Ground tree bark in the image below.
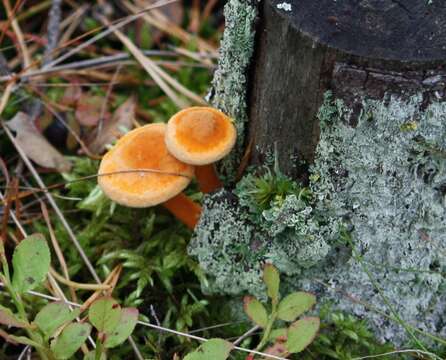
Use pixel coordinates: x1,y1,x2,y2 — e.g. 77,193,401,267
248,0,446,178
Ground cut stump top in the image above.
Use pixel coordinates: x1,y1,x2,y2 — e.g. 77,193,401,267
271,0,446,62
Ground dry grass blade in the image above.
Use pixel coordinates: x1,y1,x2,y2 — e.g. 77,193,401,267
125,0,217,54
0,81,15,115
49,268,111,291
41,0,179,71
99,14,189,109
3,0,31,68
79,265,122,312
172,46,214,67
41,201,78,302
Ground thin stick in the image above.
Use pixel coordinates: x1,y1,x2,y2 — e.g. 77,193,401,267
3,0,31,68
233,325,260,346
27,0,63,121
42,0,62,66
352,349,441,360
0,50,215,82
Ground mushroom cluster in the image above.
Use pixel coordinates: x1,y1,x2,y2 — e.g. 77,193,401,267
98,107,236,230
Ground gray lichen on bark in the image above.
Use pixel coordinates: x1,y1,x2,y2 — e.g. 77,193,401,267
297,93,446,345
207,0,258,181
190,92,446,345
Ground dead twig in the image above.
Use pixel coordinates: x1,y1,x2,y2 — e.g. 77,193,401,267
3,0,31,68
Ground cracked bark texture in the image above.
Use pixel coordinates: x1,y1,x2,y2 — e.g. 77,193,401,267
248,0,446,177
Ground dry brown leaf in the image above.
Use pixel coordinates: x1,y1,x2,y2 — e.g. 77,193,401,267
6,112,72,173
75,94,110,127
88,97,136,154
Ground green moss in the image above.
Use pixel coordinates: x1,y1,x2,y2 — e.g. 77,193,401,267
207,0,258,182
190,169,341,299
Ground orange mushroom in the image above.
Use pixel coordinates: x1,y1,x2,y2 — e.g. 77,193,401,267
98,123,201,229
165,107,236,193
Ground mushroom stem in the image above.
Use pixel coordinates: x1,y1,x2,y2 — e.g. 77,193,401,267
162,193,202,229
195,164,222,193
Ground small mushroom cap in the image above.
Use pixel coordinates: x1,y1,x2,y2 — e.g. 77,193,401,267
98,123,194,207
165,107,236,165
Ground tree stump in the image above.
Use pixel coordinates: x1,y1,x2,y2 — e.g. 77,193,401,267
249,0,446,177
192,0,446,345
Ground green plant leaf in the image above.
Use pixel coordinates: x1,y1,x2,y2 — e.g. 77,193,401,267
8,335,44,348
88,297,121,333
50,323,91,359
183,338,233,360
104,307,138,348
285,317,320,353
243,296,268,328
11,234,50,293
0,304,29,328
34,302,80,339
263,264,280,302
277,292,316,322
83,351,106,360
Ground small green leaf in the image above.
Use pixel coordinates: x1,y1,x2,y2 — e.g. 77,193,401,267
88,297,121,333
0,304,29,328
83,351,106,360
243,296,268,328
184,338,233,360
12,234,50,293
50,323,91,359
8,335,44,349
34,302,80,339
268,327,287,342
285,317,320,353
277,292,316,322
104,307,138,348
263,264,280,302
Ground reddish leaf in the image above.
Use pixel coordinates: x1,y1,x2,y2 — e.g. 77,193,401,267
75,95,109,127
61,83,82,107
0,305,29,328
88,97,135,153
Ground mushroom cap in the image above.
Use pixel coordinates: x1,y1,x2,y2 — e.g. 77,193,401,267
98,123,194,207
165,107,237,165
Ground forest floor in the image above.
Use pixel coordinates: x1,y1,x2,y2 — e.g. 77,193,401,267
0,1,441,359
